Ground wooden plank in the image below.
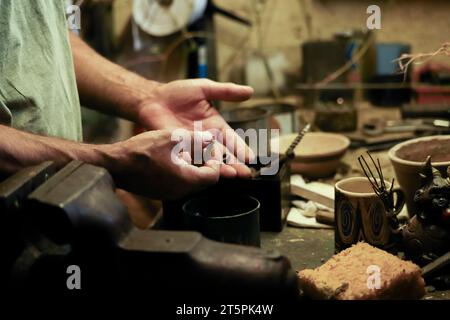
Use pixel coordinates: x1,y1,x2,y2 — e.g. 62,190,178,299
291,183,334,209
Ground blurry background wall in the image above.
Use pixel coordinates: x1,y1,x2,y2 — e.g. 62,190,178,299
106,0,450,83
214,0,450,82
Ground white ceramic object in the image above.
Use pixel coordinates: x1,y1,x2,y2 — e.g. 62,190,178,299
133,0,207,37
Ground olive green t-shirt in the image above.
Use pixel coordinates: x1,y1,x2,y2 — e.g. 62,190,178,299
0,0,82,141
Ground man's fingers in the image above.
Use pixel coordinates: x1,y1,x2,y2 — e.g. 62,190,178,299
179,151,192,164
171,128,252,182
183,160,221,186
224,152,252,179
219,165,238,178
222,127,256,164
210,141,252,179
201,79,254,102
202,141,238,178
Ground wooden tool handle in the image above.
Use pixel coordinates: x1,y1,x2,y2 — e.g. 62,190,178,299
316,210,335,226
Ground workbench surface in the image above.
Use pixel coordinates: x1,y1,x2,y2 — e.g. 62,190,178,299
259,103,450,300
135,103,449,300
261,227,450,300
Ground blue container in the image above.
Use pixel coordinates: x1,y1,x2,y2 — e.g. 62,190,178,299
376,43,411,75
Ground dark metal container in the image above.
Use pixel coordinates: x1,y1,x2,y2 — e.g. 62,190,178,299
183,195,261,247
163,158,291,232
256,103,300,134
221,107,270,131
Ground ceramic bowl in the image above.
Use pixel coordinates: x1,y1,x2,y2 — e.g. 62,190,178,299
388,135,450,216
272,132,350,178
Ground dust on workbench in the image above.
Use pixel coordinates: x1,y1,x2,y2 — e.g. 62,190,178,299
262,228,334,271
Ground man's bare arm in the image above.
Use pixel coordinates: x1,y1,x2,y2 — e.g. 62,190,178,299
70,33,158,124
0,125,220,199
0,125,101,175
70,33,254,177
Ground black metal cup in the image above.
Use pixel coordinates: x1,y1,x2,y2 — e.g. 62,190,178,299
182,195,261,247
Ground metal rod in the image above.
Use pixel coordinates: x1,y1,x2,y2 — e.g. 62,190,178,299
359,155,380,191
285,124,311,159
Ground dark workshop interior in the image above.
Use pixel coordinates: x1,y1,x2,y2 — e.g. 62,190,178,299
1,0,450,309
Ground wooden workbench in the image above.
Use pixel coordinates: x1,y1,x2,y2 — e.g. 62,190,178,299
259,103,450,299
129,102,449,299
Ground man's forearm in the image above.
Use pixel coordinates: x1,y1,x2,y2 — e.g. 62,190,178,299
70,33,159,124
0,126,223,200
0,125,104,175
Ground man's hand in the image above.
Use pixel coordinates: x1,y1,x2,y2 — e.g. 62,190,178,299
99,129,222,200
137,79,255,178
71,34,254,181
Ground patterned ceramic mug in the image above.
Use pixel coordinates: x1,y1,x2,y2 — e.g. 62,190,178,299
335,177,405,252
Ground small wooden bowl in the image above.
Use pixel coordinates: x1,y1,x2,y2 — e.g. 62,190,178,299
272,132,350,178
